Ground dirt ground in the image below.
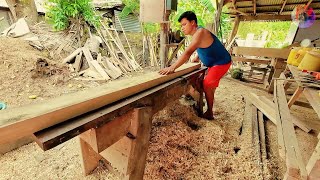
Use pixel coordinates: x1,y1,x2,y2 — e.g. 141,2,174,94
0,37,319,180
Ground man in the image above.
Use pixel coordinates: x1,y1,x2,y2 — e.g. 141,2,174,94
159,11,231,120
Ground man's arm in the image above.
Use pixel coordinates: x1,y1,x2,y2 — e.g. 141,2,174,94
159,29,203,75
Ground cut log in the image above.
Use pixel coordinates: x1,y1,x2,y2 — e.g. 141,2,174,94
0,63,200,144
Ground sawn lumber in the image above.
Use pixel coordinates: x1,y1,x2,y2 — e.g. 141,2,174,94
0,63,200,144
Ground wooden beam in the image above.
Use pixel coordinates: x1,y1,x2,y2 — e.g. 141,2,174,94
228,15,240,45
239,15,291,21
127,108,153,179
33,68,207,151
237,2,320,8
253,0,256,15
279,0,288,14
79,136,103,175
232,57,271,65
232,47,290,59
246,93,312,133
79,110,134,153
288,86,304,108
274,80,307,179
0,63,201,145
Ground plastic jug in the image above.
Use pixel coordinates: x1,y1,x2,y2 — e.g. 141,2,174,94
292,48,311,66
287,48,300,65
298,51,320,71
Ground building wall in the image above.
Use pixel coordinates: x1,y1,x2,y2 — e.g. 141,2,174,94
294,20,320,43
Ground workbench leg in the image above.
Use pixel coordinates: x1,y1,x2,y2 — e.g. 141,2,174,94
267,68,283,93
127,107,153,180
197,73,204,116
79,137,103,175
288,86,304,108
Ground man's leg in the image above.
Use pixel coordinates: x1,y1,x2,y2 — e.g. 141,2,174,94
203,86,216,120
201,62,231,120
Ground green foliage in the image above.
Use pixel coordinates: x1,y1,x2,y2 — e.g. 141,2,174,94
120,0,140,17
119,0,231,39
46,0,100,31
170,0,216,31
237,21,291,48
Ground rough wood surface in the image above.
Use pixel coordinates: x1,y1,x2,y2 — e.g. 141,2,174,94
0,63,200,145
274,80,307,179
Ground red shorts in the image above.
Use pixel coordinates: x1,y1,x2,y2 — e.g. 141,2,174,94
203,62,231,89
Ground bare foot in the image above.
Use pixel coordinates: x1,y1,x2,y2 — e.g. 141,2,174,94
202,111,215,120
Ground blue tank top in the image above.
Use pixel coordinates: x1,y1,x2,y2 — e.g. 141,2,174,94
196,28,231,67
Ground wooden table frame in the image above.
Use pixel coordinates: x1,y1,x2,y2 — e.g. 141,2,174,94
278,65,320,179
33,68,206,179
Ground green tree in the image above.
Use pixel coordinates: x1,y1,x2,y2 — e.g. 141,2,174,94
45,0,100,31
237,21,291,48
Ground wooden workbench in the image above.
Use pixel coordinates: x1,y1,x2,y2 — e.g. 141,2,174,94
31,67,207,179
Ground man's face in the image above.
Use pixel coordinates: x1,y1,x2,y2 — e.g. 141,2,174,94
180,18,195,35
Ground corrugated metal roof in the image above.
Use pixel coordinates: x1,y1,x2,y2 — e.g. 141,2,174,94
114,10,141,33
226,0,320,20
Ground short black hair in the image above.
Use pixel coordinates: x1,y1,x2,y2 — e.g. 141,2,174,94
178,11,197,24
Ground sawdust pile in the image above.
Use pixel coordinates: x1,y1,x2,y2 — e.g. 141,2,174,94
144,96,270,179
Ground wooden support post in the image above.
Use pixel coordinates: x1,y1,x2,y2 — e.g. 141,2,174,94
160,12,170,68
127,107,153,180
288,86,304,108
227,15,240,45
198,73,204,116
79,107,153,179
79,136,103,175
267,59,287,93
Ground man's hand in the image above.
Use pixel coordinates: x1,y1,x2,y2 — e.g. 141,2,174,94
159,66,175,75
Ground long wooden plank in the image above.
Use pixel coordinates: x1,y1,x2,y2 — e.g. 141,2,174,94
34,68,206,151
232,57,271,64
0,63,201,145
274,80,307,179
233,47,290,59
247,94,312,133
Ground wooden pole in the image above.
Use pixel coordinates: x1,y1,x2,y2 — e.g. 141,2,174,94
227,15,240,45
160,11,170,68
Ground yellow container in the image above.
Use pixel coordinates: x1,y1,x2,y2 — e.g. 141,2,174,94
292,48,311,66
287,48,300,65
298,51,320,71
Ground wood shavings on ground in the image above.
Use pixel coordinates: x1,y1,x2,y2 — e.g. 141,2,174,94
1,78,319,179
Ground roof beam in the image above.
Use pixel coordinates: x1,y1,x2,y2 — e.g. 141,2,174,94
237,2,320,8
279,0,288,14
239,15,292,21
253,0,256,15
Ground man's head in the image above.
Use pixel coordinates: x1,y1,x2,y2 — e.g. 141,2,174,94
178,11,198,35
